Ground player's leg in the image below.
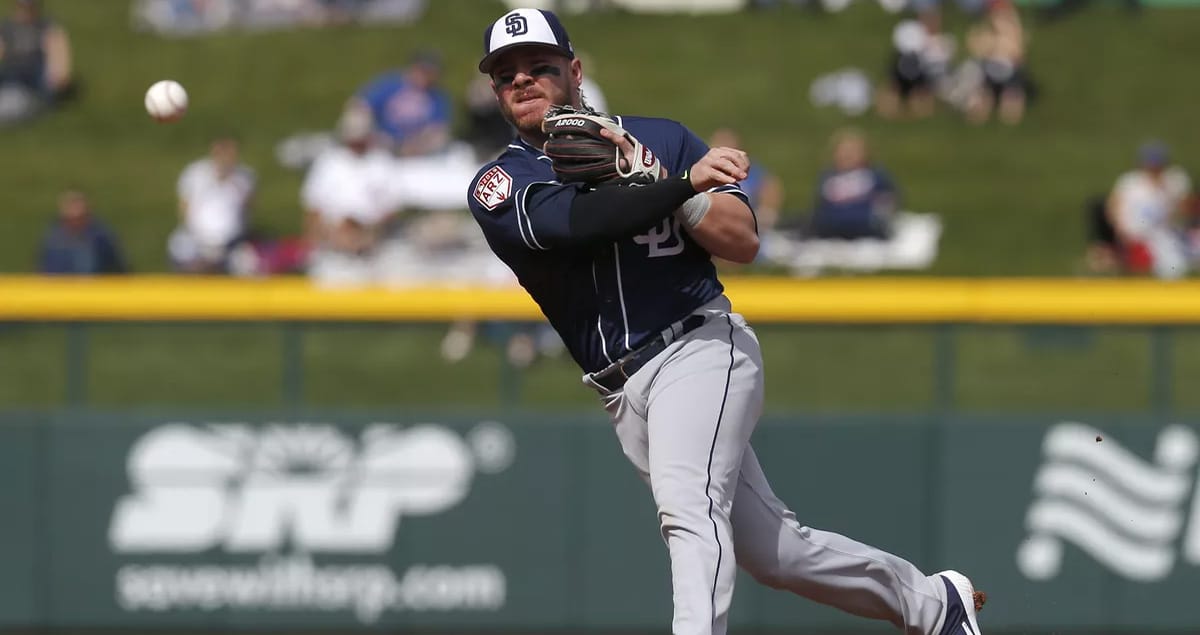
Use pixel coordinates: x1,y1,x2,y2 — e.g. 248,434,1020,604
642,313,764,635
730,446,983,635
591,361,653,484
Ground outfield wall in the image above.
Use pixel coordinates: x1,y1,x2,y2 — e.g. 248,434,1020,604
0,414,1197,632
3,277,1198,631
5,276,1200,323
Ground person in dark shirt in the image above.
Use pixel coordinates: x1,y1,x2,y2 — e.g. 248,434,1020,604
0,0,73,125
810,128,899,240
350,49,451,157
37,189,127,275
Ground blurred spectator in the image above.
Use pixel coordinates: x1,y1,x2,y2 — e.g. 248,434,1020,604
963,0,1029,125
709,127,784,232
37,189,127,275
302,103,403,270
351,49,451,157
241,0,327,27
241,0,430,29
463,74,513,162
354,0,428,22
133,0,428,35
133,0,237,36
750,0,809,8
1102,140,1192,278
1038,0,1139,22
169,134,257,273
875,8,954,120
808,128,899,240
440,319,565,369
0,0,74,126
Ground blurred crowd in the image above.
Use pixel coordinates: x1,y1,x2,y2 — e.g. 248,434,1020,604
10,0,1199,364
159,47,532,286
875,0,1034,125
132,0,428,35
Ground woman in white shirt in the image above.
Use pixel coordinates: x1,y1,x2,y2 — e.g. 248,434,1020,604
170,135,256,272
1107,141,1193,278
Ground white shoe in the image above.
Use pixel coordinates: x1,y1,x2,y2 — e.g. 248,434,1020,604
932,570,986,635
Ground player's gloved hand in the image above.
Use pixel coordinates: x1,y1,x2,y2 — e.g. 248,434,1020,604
687,146,750,192
542,105,663,186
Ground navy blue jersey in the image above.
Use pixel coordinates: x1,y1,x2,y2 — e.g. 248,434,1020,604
467,115,752,373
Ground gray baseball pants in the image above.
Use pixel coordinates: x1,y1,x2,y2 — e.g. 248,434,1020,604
585,295,949,635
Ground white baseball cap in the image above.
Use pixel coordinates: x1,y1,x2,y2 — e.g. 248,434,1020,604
479,8,575,74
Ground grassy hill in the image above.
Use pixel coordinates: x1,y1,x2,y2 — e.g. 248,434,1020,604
4,0,1198,275
2,1,1199,414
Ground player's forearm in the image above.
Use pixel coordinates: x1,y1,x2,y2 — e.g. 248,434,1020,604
679,194,759,264
567,177,697,244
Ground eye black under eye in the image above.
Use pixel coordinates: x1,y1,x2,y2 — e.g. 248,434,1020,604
494,72,516,85
531,65,561,77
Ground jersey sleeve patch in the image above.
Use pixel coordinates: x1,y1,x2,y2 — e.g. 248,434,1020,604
473,165,514,211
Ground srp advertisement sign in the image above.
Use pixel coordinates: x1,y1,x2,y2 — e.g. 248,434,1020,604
4,414,1200,632
34,416,576,630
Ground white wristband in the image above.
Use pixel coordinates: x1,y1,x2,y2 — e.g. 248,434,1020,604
675,193,711,229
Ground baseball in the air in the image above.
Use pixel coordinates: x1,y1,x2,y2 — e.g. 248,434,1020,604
144,80,188,123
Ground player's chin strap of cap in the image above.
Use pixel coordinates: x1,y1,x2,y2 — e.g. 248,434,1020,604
584,313,709,394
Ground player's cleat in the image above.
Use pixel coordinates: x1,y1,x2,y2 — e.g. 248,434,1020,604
934,570,987,635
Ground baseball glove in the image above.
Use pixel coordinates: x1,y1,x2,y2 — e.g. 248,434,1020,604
542,105,662,186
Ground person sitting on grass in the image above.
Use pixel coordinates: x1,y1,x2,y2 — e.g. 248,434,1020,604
0,0,74,126
38,188,127,275
808,128,899,240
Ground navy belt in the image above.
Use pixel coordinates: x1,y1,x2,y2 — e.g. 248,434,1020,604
588,314,708,393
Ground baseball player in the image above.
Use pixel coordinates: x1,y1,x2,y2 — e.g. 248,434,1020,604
466,8,987,635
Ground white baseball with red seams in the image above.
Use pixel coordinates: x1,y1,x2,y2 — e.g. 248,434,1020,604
144,80,189,123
